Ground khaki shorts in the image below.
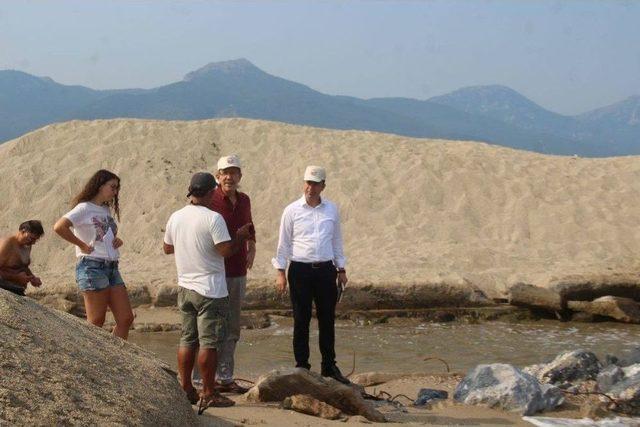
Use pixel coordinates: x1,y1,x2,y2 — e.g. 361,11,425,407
178,287,229,349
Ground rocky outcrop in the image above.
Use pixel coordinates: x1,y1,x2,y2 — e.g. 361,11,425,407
568,296,640,323
508,275,640,322
550,274,640,303
0,290,197,425
244,282,493,310
453,364,564,415
509,283,563,311
246,368,386,422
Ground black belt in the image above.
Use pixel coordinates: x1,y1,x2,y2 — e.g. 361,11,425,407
82,257,119,267
291,260,333,269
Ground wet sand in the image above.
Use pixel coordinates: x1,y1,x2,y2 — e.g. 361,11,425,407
124,308,640,425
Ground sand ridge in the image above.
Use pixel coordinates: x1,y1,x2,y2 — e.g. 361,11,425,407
1,118,639,298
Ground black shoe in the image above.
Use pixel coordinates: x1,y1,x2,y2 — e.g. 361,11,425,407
321,365,351,385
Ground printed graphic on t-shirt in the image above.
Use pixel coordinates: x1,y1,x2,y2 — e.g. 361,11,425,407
91,216,118,241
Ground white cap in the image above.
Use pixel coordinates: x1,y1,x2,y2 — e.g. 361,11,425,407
217,154,242,170
303,165,326,182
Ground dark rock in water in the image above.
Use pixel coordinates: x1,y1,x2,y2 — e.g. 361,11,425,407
525,350,602,385
453,364,564,415
246,368,385,422
597,365,625,393
414,389,448,406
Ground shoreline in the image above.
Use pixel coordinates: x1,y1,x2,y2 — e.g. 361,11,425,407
96,304,626,335
27,271,640,326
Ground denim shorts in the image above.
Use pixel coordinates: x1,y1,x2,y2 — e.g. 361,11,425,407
76,257,124,292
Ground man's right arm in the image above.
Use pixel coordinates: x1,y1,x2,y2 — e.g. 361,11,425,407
272,207,294,294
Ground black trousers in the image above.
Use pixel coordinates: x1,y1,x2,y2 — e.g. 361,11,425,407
288,261,338,370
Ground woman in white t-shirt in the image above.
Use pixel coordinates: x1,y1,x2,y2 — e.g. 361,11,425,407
54,169,134,339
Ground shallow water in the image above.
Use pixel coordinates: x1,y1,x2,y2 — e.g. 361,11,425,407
130,317,640,378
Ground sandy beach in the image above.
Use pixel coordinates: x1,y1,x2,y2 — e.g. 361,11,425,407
1,118,639,304
2,118,640,424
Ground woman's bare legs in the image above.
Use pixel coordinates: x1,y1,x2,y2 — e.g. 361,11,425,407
82,288,110,328
108,285,134,339
82,286,133,339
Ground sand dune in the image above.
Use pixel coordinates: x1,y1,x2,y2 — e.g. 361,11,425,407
1,118,639,299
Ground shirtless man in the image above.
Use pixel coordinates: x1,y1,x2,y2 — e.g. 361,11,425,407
0,220,44,296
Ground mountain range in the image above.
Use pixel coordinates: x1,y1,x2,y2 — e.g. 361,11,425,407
1,58,638,156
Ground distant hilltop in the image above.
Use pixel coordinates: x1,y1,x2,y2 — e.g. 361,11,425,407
1,58,638,156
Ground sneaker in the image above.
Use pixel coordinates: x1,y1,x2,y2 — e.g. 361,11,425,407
321,365,351,385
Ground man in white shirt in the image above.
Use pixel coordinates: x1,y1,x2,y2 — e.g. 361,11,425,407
272,166,350,384
163,172,252,409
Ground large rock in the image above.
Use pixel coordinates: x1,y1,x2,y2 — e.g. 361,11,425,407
0,290,197,425
525,350,602,385
568,296,640,323
608,372,640,415
509,276,640,318
550,274,640,304
597,365,625,393
246,368,386,422
453,364,564,415
282,394,343,420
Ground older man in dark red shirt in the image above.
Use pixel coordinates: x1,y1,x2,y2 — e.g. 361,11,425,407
211,154,256,394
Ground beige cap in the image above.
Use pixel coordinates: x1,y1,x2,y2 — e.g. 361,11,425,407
217,154,242,170
304,165,326,182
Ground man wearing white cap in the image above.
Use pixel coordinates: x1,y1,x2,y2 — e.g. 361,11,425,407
211,154,256,394
272,166,350,384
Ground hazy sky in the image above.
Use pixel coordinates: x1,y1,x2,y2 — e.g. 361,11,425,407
1,0,638,115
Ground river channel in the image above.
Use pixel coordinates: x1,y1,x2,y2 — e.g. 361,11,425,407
130,317,640,378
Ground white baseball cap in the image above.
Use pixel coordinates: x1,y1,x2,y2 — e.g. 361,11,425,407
217,154,242,170
304,165,326,182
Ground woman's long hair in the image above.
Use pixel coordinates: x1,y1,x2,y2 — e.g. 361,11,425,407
72,169,121,220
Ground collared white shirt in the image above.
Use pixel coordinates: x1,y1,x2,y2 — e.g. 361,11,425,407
272,196,346,270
